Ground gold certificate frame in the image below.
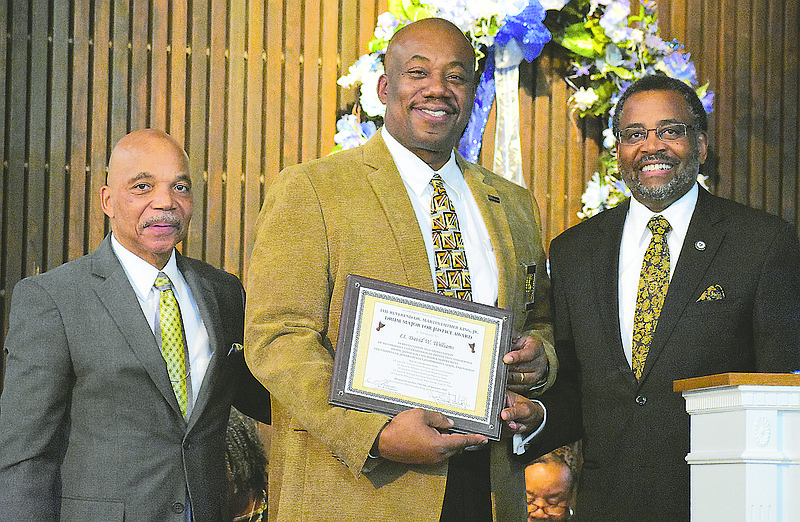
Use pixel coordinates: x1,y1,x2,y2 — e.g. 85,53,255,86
329,274,512,440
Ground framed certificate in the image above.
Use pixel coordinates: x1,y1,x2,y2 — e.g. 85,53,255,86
329,274,513,440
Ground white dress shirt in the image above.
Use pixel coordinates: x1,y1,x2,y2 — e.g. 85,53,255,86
381,128,540,453
110,234,212,415
618,183,699,367
381,127,499,306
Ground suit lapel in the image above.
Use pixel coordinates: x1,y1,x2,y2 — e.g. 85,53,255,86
178,256,222,427
459,157,516,308
595,203,634,377
363,134,435,292
91,237,184,416
640,188,725,382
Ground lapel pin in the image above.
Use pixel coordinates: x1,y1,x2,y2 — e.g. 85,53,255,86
487,194,500,203
695,240,706,251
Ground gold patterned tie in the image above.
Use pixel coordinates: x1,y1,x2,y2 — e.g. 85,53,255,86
631,215,671,379
431,173,472,301
155,273,189,417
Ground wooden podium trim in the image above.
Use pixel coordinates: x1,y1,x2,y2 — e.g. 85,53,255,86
673,372,800,392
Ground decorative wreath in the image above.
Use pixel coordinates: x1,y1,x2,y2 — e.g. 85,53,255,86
333,0,713,218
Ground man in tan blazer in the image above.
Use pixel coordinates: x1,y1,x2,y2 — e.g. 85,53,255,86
245,18,577,522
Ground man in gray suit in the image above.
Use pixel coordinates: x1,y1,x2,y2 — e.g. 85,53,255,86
0,129,270,521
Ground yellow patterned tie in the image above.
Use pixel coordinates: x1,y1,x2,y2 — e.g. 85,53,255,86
155,273,189,417
631,215,671,379
431,173,472,301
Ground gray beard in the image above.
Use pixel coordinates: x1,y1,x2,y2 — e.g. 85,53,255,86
625,147,702,203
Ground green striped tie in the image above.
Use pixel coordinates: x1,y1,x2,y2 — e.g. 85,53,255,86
155,273,188,417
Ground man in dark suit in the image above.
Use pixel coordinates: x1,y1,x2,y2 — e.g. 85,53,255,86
537,75,800,520
0,129,270,521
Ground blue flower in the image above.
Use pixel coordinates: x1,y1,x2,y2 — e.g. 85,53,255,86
656,52,698,84
334,115,377,150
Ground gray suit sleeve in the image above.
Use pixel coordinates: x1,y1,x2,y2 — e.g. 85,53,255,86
0,277,73,521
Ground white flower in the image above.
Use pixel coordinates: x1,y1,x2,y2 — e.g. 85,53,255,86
602,127,617,148
571,87,600,111
358,65,386,117
629,28,644,44
581,173,612,208
338,53,382,88
374,12,400,40
539,0,569,10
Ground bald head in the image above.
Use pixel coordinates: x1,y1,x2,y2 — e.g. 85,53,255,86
384,18,475,77
377,18,477,170
101,129,193,269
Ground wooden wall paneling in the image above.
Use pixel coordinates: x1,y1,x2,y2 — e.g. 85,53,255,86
281,0,301,167
548,63,569,247
748,0,767,210
225,0,246,275
68,0,90,260
263,0,284,179
185,0,209,259
319,0,339,158
89,0,111,250
168,0,188,144
131,0,150,129
763,0,783,215
531,50,555,247
783,0,799,224
48,0,70,271
204,0,228,268
111,0,131,142
732,0,752,204
2,0,29,349
713,0,736,199
150,0,169,130
301,0,322,162
338,0,359,115
28,0,49,276
6,0,30,305
242,0,266,280
0,1,7,342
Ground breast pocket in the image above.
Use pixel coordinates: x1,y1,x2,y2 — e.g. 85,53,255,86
61,496,124,522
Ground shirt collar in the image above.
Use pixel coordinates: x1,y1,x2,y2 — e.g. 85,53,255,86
110,233,180,300
628,182,699,244
381,127,462,198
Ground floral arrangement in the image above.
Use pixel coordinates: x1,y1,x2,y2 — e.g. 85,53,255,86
333,0,714,218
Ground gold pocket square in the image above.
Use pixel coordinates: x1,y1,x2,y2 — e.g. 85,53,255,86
697,284,725,301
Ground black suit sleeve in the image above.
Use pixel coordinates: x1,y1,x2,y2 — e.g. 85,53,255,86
517,241,583,460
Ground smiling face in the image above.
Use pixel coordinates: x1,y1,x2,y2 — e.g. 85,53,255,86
616,89,707,212
101,129,193,269
377,18,476,170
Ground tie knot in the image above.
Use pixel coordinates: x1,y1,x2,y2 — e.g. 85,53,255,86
647,215,671,236
154,273,172,291
430,173,445,189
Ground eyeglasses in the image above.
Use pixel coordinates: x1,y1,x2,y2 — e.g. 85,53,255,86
617,122,690,145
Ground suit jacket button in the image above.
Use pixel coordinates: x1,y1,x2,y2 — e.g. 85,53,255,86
636,395,647,406
171,502,185,514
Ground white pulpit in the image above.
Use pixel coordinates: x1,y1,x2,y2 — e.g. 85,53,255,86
674,373,800,522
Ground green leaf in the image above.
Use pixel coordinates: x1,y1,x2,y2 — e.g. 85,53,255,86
558,22,602,58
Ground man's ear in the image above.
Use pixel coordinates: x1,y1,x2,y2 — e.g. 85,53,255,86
376,74,388,105
100,185,114,219
697,132,708,164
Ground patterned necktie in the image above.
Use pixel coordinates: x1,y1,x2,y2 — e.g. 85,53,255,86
631,215,671,379
430,173,472,301
155,273,189,417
